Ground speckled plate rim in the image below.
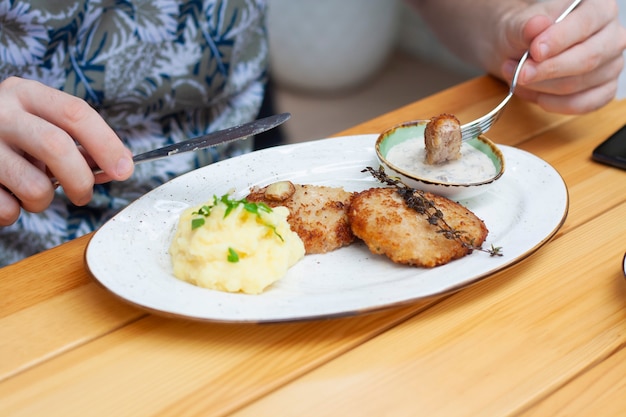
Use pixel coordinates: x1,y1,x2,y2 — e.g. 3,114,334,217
86,134,569,323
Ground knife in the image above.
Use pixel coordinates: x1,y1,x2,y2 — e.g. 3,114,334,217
130,112,290,166
52,112,290,186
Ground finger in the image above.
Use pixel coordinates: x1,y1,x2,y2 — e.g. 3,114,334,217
0,186,21,226
499,14,552,82
529,0,619,61
0,140,55,213
513,78,620,114
75,146,119,184
520,21,626,86
538,80,620,114
35,87,134,181
0,108,95,206
3,78,134,181
521,54,624,96
521,15,552,49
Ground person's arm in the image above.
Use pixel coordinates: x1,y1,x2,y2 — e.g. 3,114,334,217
406,0,626,114
0,77,134,226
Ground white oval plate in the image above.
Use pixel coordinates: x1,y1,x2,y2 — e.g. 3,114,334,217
86,135,569,322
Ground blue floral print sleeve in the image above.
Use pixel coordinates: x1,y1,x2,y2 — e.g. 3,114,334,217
0,0,268,266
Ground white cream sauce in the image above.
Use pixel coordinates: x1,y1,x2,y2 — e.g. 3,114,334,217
386,139,496,183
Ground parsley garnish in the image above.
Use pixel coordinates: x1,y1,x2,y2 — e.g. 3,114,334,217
190,194,284,242
191,217,206,230
227,247,240,263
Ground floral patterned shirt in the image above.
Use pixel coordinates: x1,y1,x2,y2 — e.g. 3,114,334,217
0,0,268,266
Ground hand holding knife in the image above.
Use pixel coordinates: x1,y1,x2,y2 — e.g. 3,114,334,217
52,112,291,187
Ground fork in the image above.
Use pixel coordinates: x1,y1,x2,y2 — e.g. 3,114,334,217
460,0,583,141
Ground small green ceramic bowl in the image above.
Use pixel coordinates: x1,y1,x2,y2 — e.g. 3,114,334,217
376,120,505,200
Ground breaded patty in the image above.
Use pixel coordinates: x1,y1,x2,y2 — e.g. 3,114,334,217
348,187,488,267
246,181,355,254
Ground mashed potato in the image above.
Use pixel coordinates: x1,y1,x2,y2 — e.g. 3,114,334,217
169,194,305,294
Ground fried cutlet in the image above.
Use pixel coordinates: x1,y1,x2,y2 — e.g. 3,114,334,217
424,113,462,165
246,181,355,254
348,187,488,267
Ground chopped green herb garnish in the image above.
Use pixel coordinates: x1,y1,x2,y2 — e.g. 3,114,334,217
267,224,283,242
190,193,283,241
227,247,240,263
191,218,205,230
243,201,272,216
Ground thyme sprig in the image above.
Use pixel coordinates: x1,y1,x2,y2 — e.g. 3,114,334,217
363,166,502,257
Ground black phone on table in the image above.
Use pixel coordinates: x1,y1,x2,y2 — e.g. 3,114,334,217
592,123,626,170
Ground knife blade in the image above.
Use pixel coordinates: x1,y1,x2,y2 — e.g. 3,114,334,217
131,112,291,166
52,112,290,186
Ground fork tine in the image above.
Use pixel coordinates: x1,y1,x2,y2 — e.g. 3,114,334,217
462,126,482,138
461,92,513,141
461,116,497,141
462,125,482,137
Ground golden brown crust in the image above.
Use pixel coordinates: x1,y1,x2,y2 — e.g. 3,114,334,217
348,187,488,267
424,113,462,165
246,182,355,254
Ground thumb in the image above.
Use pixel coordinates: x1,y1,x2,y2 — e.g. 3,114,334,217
523,15,553,60
508,13,552,53
501,14,552,81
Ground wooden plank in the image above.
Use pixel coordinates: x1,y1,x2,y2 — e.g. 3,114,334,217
228,202,626,417
519,346,626,417
0,283,143,381
0,301,436,417
0,234,93,318
514,103,626,235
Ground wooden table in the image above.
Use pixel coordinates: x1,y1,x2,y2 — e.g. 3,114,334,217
2,75,626,416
